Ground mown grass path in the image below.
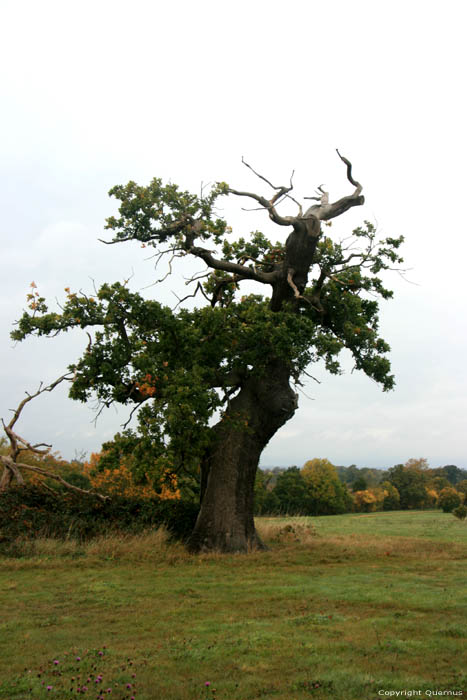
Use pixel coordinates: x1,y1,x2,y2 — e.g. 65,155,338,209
0,511,466,699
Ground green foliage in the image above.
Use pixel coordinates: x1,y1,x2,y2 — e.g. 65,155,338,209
255,460,352,516
433,464,467,485
452,504,467,520
0,484,198,553
351,476,368,492
254,469,280,515
335,464,386,488
381,481,400,511
273,467,311,515
386,462,430,510
437,487,462,513
10,176,404,492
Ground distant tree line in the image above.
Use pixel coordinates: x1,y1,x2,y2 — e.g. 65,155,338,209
254,457,467,516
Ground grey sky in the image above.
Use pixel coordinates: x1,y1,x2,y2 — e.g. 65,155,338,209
1,0,466,469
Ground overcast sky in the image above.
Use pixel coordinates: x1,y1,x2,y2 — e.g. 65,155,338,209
1,0,466,470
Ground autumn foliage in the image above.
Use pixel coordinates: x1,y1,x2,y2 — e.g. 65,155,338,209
83,451,180,500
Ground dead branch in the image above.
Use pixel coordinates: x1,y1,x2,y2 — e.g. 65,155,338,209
172,281,211,310
1,374,107,499
0,455,107,500
303,150,364,222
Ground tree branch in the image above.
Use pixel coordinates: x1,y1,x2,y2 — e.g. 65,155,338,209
0,455,108,500
1,374,107,500
189,245,276,284
302,150,365,222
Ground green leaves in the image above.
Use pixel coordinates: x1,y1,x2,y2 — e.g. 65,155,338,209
104,178,228,246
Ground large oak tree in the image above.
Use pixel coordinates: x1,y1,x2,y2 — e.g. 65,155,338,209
12,152,403,552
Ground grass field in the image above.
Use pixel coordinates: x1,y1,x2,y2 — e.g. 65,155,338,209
0,511,466,699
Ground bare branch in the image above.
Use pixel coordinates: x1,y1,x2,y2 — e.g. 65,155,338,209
303,151,365,222
183,270,211,285
5,374,72,435
122,403,141,430
287,268,306,302
141,252,184,288
336,149,362,192
172,281,211,310
302,370,322,384
0,455,108,500
241,156,282,190
1,374,107,500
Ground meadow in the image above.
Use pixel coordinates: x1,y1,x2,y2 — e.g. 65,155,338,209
0,511,466,699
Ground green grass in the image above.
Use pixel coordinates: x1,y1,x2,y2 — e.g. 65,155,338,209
0,512,466,699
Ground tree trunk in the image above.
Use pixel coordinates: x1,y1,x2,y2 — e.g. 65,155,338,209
187,360,297,553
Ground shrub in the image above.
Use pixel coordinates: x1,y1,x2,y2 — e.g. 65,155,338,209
452,505,467,521
0,484,198,555
437,487,462,513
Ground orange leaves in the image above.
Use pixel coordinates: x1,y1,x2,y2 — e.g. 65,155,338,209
136,373,158,398
159,470,181,501
83,452,180,501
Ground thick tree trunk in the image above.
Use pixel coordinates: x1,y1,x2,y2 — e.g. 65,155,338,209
187,360,298,553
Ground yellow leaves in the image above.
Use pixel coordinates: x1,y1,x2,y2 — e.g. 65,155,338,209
64,287,70,293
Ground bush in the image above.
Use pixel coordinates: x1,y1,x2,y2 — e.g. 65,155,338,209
0,484,199,555
437,487,462,513
452,505,467,521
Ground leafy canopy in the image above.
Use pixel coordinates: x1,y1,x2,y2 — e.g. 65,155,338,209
12,173,404,480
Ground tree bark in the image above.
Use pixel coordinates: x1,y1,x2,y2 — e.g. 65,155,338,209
187,359,298,553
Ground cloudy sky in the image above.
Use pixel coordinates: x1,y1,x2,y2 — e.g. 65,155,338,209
1,0,466,469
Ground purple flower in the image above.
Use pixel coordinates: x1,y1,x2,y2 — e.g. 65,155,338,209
126,683,132,689
76,657,81,662
205,681,211,687
53,660,59,665
98,651,104,656
47,686,53,691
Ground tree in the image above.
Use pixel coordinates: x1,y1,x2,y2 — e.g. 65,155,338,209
435,465,467,486
381,481,400,510
302,458,351,515
387,461,430,510
351,476,368,492
452,505,467,521
11,153,403,552
274,467,310,515
437,487,462,513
